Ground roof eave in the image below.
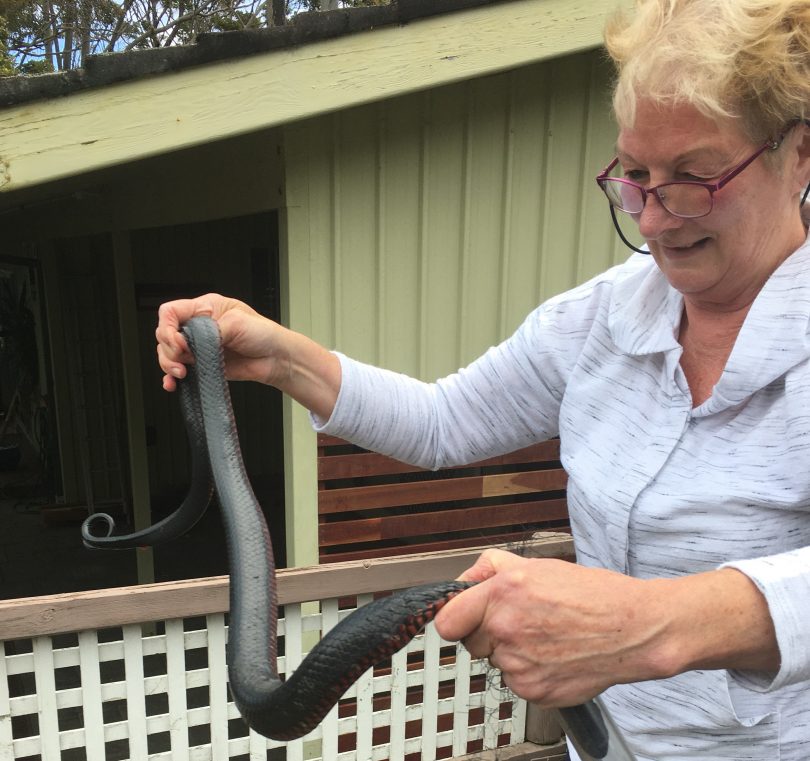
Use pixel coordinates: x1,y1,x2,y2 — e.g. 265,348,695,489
0,0,625,194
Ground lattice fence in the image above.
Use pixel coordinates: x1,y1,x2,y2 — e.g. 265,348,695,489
1,606,520,761
0,539,576,761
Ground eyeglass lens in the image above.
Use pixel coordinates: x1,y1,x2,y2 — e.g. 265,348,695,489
603,181,713,218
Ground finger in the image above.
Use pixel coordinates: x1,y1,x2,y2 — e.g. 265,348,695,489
157,343,190,382
462,626,496,660
156,296,222,348
436,549,529,640
433,577,491,643
216,307,254,349
156,307,192,361
456,547,525,582
156,298,198,334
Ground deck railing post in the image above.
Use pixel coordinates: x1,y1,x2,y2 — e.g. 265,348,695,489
525,702,564,746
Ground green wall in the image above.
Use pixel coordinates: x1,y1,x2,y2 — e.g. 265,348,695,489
281,48,628,566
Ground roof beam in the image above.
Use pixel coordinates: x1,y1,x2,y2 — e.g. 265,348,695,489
0,0,626,193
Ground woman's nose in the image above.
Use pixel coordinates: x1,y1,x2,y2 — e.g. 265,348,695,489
636,190,685,240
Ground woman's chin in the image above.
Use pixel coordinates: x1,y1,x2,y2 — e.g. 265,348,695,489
649,242,723,296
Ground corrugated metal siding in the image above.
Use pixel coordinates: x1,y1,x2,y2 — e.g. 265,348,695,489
284,48,628,380
281,47,631,566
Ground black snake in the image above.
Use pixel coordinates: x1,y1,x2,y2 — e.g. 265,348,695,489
82,315,626,758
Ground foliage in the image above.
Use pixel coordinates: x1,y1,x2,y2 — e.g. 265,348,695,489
0,15,16,75
3,0,266,72
0,0,385,75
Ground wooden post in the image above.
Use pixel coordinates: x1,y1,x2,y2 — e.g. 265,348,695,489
525,702,564,745
39,242,81,502
111,231,155,585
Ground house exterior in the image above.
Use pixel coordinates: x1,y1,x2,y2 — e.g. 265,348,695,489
0,0,632,592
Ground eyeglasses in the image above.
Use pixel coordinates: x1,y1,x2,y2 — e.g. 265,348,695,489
596,135,784,221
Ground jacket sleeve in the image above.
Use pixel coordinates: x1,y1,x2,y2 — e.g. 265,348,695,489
313,268,621,469
312,322,564,470
722,547,810,691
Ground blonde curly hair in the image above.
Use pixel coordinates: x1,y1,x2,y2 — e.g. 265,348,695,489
604,0,810,141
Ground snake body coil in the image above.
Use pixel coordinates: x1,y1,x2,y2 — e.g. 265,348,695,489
82,316,470,740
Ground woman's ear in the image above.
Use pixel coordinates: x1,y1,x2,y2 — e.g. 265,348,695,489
792,121,810,194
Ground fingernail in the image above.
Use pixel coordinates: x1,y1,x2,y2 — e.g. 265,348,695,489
171,367,183,378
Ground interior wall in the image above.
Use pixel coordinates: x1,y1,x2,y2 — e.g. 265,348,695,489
131,212,284,534
46,235,127,508
0,255,54,484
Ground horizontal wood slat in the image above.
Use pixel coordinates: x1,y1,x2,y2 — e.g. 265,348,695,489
319,468,567,514
317,438,561,480
0,535,574,640
318,437,569,562
320,498,569,546
322,528,573,563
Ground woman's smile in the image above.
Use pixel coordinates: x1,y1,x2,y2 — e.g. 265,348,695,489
656,237,711,256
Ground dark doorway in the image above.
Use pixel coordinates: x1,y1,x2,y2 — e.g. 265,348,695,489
0,212,285,599
131,211,286,585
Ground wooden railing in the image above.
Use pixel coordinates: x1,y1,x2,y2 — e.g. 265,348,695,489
0,535,573,761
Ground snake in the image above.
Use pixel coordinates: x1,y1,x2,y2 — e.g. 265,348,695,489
81,316,624,757
81,316,471,740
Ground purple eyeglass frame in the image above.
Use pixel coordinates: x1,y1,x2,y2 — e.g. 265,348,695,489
595,133,784,220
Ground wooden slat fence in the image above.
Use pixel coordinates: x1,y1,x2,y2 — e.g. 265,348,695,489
318,436,569,562
0,536,573,761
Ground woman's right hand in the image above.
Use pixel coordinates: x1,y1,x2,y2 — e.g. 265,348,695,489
155,293,341,420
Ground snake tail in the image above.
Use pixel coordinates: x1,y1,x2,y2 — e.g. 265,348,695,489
80,362,214,549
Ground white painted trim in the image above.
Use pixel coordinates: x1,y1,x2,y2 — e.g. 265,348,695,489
0,0,627,193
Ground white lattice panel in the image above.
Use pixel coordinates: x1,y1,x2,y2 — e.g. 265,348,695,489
0,597,525,761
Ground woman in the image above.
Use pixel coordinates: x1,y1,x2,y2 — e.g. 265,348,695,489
156,1,810,757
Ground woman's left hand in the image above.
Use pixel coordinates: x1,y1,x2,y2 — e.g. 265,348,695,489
432,549,779,706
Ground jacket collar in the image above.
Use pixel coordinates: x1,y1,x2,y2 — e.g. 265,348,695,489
607,229,810,410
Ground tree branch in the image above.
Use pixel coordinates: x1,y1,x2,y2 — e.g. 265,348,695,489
123,4,221,50
105,0,139,53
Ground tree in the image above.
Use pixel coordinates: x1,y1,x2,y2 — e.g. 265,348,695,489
2,1,265,74
0,0,353,75
0,0,296,74
0,16,16,75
